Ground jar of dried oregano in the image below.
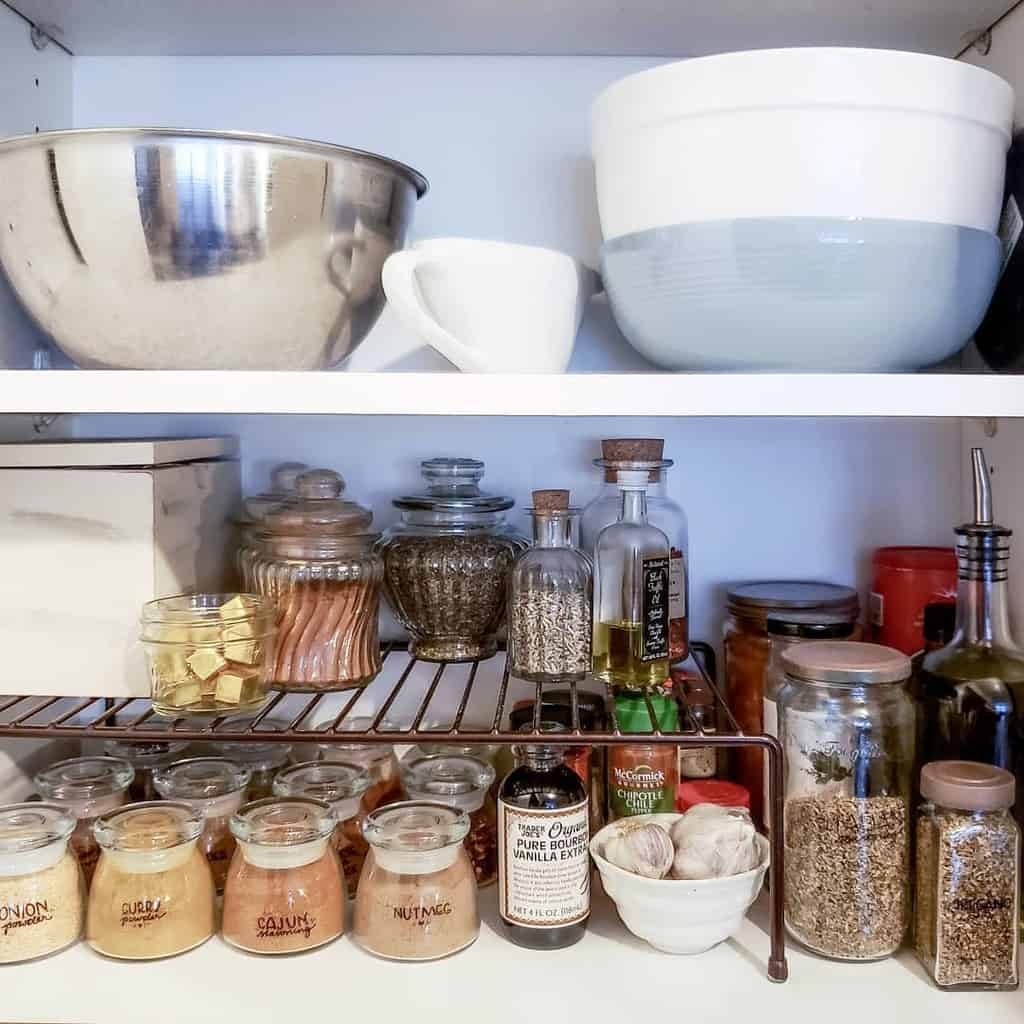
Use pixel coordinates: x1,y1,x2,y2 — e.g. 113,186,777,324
508,490,592,685
915,761,1020,990
779,641,914,961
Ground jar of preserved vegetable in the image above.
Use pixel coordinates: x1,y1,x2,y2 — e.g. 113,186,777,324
152,757,251,893
581,439,689,662
273,760,371,897
778,641,914,961
248,469,383,691
378,458,525,662
34,756,134,886
508,490,592,685
402,754,497,887
725,581,859,828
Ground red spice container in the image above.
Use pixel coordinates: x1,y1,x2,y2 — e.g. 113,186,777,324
870,547,957,655
676,779,750,813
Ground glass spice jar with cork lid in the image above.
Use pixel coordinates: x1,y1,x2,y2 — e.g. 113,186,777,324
508,489,592,685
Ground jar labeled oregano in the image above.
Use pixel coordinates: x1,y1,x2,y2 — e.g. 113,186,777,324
915,761,1020,990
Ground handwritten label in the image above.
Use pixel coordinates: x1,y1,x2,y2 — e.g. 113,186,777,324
641,556,670,662
0,900,54,935
256,912,319,940
120,899,167,929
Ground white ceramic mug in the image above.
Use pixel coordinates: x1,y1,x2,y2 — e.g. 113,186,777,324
382,238,597,373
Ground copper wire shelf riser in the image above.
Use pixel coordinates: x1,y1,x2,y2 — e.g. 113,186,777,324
0,639,788,982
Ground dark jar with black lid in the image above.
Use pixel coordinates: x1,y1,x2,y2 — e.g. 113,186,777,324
497,723,590,950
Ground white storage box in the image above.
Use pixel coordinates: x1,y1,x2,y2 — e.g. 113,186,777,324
0,438,241,697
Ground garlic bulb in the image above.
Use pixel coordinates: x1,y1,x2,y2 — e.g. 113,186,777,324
670,804,761,880
603,822,674,879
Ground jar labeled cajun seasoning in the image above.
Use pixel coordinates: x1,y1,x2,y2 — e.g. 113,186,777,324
34,757,134,887
153,758,251,893
87,802,214,960
378,458,525,662
273,760,371,898
607,692,679,820
249,469,383,691
223,797,345,955
354,802,479,961
724,581,859,828
402,754,497,887
0,804,84,964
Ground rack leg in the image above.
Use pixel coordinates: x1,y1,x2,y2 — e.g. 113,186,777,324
765,736,789,982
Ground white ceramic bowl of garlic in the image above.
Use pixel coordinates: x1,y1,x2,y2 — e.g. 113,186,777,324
590,810,769,955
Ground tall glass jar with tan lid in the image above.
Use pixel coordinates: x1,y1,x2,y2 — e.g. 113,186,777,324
778,640,914,961
248,468,383,690
87,802,214,960
34,756,134,887
724,581,860,827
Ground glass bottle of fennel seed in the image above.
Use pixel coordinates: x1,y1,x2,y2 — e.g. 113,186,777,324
509,490,593,685
498,724,590,950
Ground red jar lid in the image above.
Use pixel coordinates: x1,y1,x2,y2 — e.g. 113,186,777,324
676,779,751,812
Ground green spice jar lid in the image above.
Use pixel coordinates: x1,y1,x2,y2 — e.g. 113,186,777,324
615,691,680,733
921,760,1016,811
780,640,910,685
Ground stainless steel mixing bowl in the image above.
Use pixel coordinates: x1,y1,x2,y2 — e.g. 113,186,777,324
0,128,427,369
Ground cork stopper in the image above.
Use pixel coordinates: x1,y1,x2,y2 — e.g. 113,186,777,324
601,438,664,462
532,489,570,511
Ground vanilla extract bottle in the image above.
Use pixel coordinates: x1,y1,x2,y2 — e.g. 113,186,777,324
497,727,590,950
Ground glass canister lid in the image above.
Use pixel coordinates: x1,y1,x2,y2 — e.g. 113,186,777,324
392,458,514,517
273,761,371,818
230,797,336,846
104,738,190,768
362,801,470,851
780,640,911,685
94,801,204,851
209,739,292,773
311,717,397,766
152,757,251,808
240,462,309,524
0,803,75,856
35,756,134,811
401,755,495,812
261,469,373,535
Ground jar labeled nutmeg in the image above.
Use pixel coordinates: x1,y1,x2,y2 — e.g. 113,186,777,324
153,757,251,893
87,802,214,960
353,802,478,961
223,797,345,955
401,754,497,887
34,756,134,887
0,803,84,964
273,761,371,897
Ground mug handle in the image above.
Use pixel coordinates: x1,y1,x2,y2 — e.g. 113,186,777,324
382,250,489,373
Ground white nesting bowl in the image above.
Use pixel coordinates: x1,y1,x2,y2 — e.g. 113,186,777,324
590,813,769,955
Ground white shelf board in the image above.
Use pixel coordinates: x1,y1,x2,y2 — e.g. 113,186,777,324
1,370,1023,417
5,887,1022,1024
5,0,1015,57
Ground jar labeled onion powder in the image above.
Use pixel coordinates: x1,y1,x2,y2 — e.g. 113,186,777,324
87,802,214,960
223,797,345,955
0,804,84,964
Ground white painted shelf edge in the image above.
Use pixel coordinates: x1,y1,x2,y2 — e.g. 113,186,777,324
1,370,1023,417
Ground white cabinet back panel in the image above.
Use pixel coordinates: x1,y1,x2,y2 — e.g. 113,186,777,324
71,413,962,644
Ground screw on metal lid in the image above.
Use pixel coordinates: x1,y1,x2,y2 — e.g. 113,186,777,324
152,756,251,801
401,754,495,811
780,641,910,685
727,581,859,614
361,800,470,851
273,760,371,803
35,756,135,804
921,760,1016,811
0,803,75,854
94,801,204,851
230,797,336,846
766,611,857,639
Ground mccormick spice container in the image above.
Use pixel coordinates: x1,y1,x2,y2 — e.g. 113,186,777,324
869,547,957,655
498,727,590,949
273,760,371,897
378,458,525,662
402,754,497,887
87,802,215,960
508,490,592,684
248,469,383,690
779,641,914,961
581,439,689,662
34,756,134,886
915,761,1020,990
724,581,860,828
153,758,251,893
0,804,84,964
607,691,679,820
223,797,345,955
353,802,479,961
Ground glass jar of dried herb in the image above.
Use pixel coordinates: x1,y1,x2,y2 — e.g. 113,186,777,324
915,761,1020,990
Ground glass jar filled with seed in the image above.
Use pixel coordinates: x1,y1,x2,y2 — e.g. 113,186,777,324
508,490,592,685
